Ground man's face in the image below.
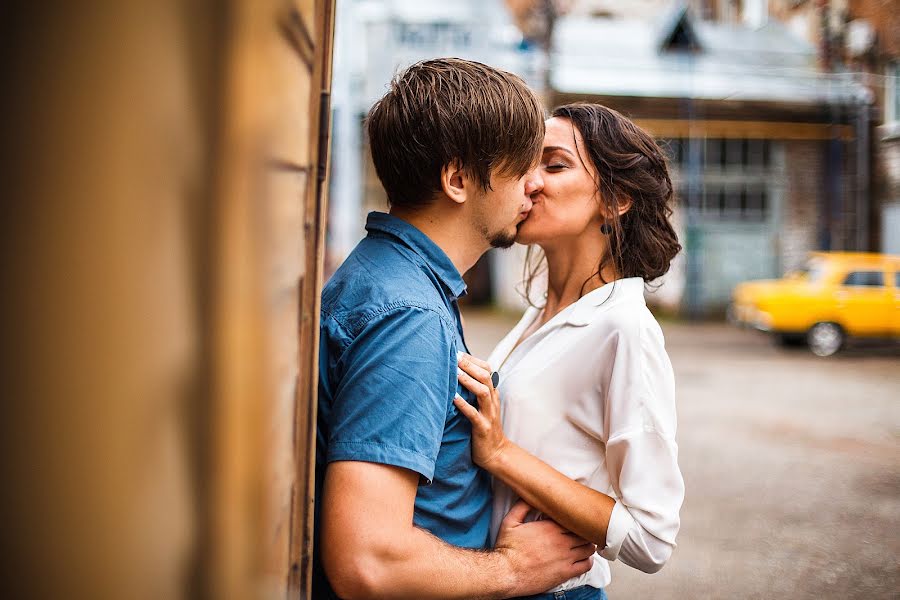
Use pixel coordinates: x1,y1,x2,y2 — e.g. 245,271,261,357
471,167,542,249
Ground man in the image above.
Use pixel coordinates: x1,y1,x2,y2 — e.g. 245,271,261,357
314,58,595,600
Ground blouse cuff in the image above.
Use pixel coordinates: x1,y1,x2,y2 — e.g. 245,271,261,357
599,500,636,562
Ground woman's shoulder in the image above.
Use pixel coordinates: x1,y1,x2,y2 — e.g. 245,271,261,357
586,285,659,327
586,297,667,353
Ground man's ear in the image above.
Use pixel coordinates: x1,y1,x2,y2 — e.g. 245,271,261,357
440,161,468,205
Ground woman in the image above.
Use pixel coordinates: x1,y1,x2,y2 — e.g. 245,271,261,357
455,103,685,600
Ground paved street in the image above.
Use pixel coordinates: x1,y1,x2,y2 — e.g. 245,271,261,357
461,308,900,599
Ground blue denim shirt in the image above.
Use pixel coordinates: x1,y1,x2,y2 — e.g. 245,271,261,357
313,212,491,597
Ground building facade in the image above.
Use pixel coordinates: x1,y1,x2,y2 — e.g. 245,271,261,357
544,1,871,314
768,0,900,254
329,0,893,315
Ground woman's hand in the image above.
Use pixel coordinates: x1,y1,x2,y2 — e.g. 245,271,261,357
457,354,617,553
455,352,510,469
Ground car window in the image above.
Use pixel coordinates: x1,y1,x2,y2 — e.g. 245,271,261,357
842,271,884,287
896,272,900,288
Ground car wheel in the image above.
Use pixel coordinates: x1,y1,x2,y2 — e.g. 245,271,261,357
807,322,844,357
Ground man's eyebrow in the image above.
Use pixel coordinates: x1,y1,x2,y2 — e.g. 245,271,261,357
542,145,576,156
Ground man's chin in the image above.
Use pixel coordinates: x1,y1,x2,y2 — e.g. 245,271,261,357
489,233,517,249
488,226,518,249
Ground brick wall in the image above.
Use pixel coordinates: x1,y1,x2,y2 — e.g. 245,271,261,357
879,134,900,201
850,0,900,57
781,140,824,270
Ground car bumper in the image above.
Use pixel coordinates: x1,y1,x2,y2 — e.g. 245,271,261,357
730,303,774,332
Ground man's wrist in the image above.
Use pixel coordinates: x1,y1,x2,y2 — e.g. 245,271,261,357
491,546,521,598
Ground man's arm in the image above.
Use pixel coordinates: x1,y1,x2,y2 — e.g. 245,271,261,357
321,461,595,600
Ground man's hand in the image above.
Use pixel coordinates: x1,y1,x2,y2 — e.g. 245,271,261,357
494,500,597,597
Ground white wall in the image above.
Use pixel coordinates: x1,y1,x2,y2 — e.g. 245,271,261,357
883,203,900,255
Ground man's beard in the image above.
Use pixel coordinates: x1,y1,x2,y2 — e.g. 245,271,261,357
486,224,518,249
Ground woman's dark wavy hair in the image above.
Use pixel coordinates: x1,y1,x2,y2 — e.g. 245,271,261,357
523,103,681,305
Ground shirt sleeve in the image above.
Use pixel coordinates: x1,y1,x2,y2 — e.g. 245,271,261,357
596,322,685,573
326,306,457,484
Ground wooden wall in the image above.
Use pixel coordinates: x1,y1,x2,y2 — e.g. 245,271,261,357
0,1,334,598
209,1,334,598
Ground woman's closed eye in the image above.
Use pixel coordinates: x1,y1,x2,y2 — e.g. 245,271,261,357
544,163,568,172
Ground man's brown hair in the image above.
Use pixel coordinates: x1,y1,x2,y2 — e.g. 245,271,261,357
366,58,545,208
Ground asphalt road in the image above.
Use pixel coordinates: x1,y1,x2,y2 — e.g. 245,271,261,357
461,308,900,600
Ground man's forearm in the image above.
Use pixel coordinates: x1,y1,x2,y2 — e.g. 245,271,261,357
331,525,514,600
321,461,592,600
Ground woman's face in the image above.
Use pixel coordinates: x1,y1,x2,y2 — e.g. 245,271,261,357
515,117,603,246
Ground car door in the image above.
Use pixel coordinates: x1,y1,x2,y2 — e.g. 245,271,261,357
834,269,892,337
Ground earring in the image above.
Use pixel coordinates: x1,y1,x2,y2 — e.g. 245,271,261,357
600,223,613,235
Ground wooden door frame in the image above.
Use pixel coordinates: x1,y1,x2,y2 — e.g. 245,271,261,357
286,0,336,597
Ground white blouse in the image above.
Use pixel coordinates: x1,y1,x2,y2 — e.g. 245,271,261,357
487,277,684,591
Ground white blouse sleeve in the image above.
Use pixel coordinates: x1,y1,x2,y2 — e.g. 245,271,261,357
595,320,685,573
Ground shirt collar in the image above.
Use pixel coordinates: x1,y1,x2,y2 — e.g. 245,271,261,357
566,277,646,326
365,211,468,299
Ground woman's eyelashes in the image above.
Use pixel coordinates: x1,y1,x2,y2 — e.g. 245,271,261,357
542,151,573,172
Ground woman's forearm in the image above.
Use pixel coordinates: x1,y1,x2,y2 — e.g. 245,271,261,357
454,353,616,548
486,443,616,549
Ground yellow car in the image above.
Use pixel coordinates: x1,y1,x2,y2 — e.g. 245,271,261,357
730,252,900,356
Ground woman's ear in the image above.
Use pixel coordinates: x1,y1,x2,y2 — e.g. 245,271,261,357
440,160,468,205
617,196,633,216
598,195,633,221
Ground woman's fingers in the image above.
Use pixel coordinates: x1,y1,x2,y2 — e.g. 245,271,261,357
456,367,493,412
457,351,492,371
457,352,493,385
453,394,487,429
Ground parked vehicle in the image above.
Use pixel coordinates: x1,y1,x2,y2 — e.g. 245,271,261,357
730,252,900,356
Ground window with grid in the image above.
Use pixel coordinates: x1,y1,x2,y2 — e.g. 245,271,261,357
662,137,776,222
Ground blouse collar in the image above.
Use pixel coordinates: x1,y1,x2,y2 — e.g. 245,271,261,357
566,277,646,326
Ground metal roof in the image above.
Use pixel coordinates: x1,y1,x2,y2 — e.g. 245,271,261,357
550,7,870,105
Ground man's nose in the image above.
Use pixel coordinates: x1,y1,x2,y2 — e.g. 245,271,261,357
524,165,543,196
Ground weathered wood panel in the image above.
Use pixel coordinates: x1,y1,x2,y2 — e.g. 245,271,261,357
2,2,208,599
1,1,333,599
290,1,335,597
208,1,333,598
